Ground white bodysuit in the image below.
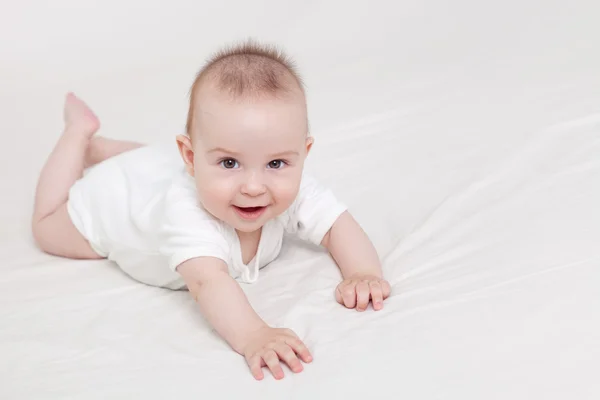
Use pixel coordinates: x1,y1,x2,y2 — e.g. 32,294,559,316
67,143,347,289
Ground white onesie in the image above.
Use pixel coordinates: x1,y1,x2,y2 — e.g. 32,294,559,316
67,143,347,289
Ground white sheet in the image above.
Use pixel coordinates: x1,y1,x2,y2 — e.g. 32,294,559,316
1,0,599,398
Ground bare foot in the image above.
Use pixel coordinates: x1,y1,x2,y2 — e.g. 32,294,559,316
63,92,100,137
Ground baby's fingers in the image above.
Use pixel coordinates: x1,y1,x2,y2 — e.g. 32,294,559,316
334,285,344,305
369,281,384,310
247,355,264,381
381,280,392,299
356,281,370,311
285,337,313,364
275,344,303,373
337,282,357,309
263,350,285,380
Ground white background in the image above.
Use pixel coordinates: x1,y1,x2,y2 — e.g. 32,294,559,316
1,1,599,398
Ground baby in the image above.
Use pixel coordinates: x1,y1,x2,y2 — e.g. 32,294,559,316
31,41,391,380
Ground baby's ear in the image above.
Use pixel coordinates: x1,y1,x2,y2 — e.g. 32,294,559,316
305,136,314,155
176,134,195,176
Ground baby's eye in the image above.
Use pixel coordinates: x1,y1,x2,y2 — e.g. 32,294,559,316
220,158,239,169
267,159,286,169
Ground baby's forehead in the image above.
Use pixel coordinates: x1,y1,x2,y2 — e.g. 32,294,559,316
194,84,307,123
193,95,308,149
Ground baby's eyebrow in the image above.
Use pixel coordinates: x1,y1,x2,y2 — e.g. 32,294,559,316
207,148,299,158
271,151,299,158
207,147,240,156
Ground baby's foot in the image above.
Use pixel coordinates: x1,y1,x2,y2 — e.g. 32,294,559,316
63,92,100,138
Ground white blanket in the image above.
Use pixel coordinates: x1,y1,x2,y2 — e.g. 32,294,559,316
1,0,599,398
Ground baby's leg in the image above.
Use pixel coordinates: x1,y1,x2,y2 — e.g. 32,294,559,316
32,93,105,259
85,136,143,168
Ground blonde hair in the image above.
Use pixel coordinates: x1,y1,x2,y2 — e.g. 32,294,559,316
186,40,305,136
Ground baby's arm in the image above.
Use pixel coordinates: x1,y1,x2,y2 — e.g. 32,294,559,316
177,258,265,352
176,258,312,380
321,211,391,311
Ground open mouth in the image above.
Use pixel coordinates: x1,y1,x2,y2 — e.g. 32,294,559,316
233,205,267,220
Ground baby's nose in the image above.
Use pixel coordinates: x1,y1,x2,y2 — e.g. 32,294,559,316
241,174,266,196
241,182,266,196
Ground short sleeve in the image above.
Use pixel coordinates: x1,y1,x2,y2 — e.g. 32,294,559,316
285,174,347,245
158,171,230,271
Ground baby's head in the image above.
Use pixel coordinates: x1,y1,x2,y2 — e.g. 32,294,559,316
177,41,312,233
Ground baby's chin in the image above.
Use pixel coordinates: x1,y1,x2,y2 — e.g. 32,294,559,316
229,219,268,234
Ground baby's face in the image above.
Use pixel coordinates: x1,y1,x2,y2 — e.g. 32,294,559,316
190,89,311,233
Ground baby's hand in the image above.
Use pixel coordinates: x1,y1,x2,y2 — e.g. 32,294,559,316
242,326,312,380
335,274,391,311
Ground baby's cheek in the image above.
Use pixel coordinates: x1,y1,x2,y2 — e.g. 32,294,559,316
275,182,301,208
196,176,229,203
